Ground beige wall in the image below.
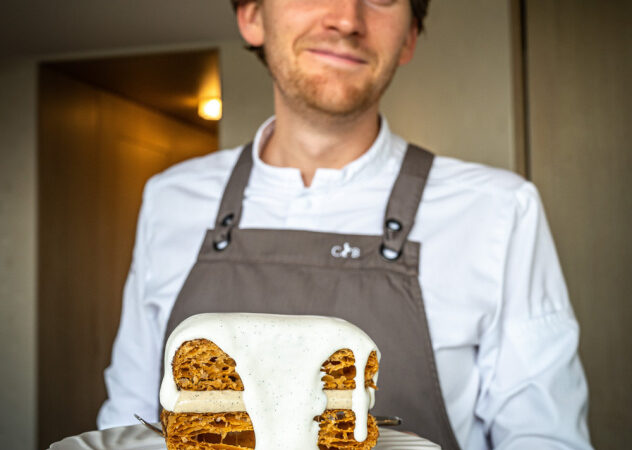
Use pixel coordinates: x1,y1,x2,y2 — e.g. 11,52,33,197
526,1,631,447
218,40,274,149
383,0,519,170
0,58,38,450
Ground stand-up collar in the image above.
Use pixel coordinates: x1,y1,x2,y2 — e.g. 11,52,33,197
249,115,395,191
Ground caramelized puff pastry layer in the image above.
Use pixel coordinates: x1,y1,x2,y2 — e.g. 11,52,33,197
161,410,379,450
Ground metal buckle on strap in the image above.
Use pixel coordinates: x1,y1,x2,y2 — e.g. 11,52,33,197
385,219,402,231
213,213,235,251
213,237,230,251
221,213,235,227
381,218,403,261
380,244,401,261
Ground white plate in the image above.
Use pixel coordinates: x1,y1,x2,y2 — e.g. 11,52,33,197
49,424,440,450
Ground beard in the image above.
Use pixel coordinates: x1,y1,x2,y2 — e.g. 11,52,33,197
264,34,401,119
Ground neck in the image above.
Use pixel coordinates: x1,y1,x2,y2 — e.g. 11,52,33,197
260,89,381,187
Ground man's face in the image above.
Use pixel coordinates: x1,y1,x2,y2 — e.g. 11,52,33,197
237,0,418,118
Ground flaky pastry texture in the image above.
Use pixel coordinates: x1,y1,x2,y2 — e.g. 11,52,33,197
161,410,255,450
173,339,245,391
161,410,378,450
316,410,379,450
321,349,379,390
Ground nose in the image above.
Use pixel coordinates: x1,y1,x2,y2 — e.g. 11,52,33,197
322,0,367,37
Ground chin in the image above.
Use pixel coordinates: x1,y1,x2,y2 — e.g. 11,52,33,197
309,98,373,117
301,82,377,117
272,62,384,118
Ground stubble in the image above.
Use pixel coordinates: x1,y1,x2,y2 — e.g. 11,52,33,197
264,33,401,120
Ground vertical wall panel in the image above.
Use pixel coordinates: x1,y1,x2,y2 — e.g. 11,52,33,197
526,1,632,447
0,58,37,450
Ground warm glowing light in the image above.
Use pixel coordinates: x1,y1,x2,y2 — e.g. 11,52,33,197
198,97,222,120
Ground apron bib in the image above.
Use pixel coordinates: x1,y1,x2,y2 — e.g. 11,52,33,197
162,143,460,450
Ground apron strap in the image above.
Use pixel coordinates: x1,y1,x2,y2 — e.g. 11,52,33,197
212,141,434,258
212,143,254,250
381,144,435,261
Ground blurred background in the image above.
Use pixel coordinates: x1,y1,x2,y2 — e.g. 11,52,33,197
0,0,630,449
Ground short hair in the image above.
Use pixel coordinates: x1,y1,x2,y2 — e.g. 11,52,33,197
230,0,431,66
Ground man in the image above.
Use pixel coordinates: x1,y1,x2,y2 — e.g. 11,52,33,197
98,1,592,448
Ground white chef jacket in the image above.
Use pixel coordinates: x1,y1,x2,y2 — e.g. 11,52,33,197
97,116,592,449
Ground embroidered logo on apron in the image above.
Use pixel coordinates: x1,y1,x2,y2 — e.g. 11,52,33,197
331,242,361,259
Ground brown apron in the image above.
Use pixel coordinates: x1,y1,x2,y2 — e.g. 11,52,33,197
162,143,461,450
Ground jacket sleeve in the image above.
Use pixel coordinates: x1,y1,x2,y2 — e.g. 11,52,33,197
475,181,593,449
97,178,163,429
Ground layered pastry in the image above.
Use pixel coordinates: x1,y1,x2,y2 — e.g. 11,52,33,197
159,313,380,450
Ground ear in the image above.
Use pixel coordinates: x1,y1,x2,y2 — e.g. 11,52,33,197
398,22,419,66
236,1,265,47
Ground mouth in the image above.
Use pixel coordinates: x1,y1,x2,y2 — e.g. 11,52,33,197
306,48,368,66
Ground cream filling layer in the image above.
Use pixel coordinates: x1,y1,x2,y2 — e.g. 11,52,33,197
173,389,359,413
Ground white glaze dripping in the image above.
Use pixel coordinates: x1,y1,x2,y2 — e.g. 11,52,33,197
160,313,380,449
